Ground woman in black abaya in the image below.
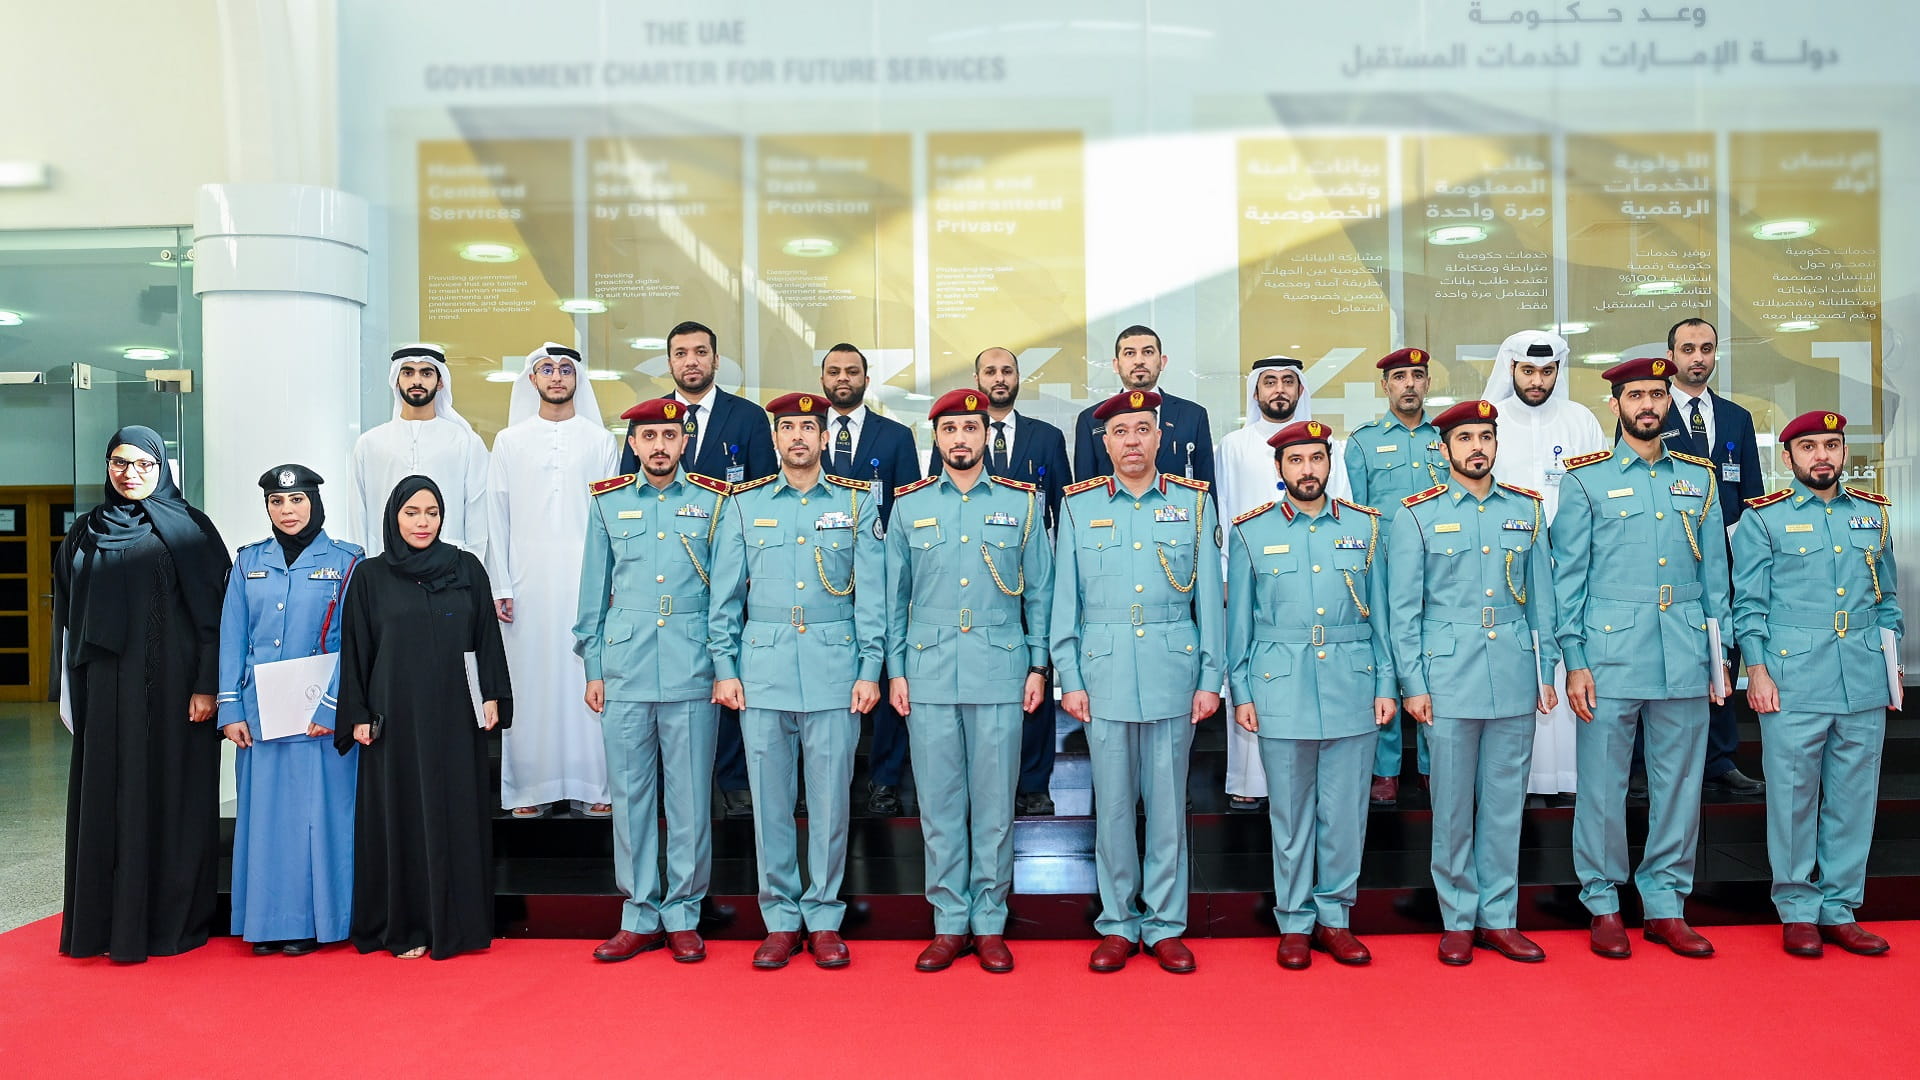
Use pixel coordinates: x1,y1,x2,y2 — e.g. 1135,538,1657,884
53,426,231,962
335,475,512,959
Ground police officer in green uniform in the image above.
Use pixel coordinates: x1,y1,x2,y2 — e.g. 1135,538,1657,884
1554,356,1730,960
1053,389,1223,975
1733,409,1901,957
1388,399,1557,966
576,398,730,964
709,391,885,970
886,388,1054,975
1228,418,1394,970
1345,346,1446,802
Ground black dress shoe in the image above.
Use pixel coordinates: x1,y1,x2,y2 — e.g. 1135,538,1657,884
721,789,754,819
252,941,286,956
1627,772,1649,800
281,938,320,956
867,783,902,817
1014,791,1056,816
1704,768,1765,796
1228,795,1267,814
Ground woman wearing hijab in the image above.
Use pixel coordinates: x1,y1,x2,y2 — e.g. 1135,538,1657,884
215,465,364,956
335,475,512,959
51,427,232,962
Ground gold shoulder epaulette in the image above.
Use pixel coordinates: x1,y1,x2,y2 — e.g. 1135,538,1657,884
990,475,1037,493
1233,501,1275,525
1670,450,1713,469
1063,476,1110,497
824,474,872,492
893,476,939,498
1744,488,1792,510
730,474,776,494
1565,450,1611,470
1845,485,1891,506
1402,484,1447,508
589,475,636,496
1497,482,1543,501
1164,474,1210,492
687,473,729,495
1336,497,1382,517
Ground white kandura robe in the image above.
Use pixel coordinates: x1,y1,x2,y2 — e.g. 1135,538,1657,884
1484,332,1607,795
486,415,619,808
349,418,492,562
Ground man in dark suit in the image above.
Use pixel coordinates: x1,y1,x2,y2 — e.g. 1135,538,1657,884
821,343,923,816
1658,318,1766,796
1072,325,1216,487
622,320,778,819
937,347,1074,814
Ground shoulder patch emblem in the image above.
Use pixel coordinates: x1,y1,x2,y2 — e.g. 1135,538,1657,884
1402,484,1448,508
589,474,636,496
894,476,939,498
1565,450,1611,470
1845,485,1891,506
1669,450,1714,468
1164,474,1210,492
730,474,776,494
1233,501,1275,525
1064,476,1111,497
1496,482,1543,501
990,475,1037,492
1744,488,1793,510
824,474,872,492
687,472,730,495
1336,497,1382,517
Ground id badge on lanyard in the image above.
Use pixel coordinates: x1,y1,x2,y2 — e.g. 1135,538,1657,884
1720,442,1740,484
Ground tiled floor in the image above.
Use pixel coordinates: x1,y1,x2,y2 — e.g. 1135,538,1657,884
0,703,68,933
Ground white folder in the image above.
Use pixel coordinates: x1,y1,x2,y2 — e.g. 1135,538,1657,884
1705,618,1731,699
464,652,486,727
253,653,341,740
1883,628,1904,711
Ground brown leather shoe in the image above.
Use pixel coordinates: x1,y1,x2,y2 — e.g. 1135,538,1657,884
975,935,1014,973
1311,925,1372,965
1276,933,1312,969
1088,935,1139,973
1369,775,1399,806
1820,922,1890,956
666,930,706,963
915,934,973,972
1783,922,1823,957
1475,927,1546,962
1589,913,1631,959
1147,937,1196,973
1643,917,1714,958
593,929,665,962
807,930,851,968
751,931,804,969
1438,930,1474,966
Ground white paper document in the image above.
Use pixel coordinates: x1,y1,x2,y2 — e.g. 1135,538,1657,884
1883,628,1904,711
464,652,486,727
1705,618,1731,699
253,653,341,740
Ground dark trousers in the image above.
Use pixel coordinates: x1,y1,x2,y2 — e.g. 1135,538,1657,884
1018,695,1058,795
868,665,910,787
714,706,748,792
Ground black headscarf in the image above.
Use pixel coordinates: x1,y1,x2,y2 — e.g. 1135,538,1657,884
381,475,465,592
258,464,327,564
61,426,230,664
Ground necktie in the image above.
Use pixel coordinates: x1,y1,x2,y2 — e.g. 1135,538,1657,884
991,420,1009,474
1689,397,1706,454
682,403,701,463
835,416,854,476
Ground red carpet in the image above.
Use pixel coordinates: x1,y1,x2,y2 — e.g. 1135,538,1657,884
1,917,1912,1078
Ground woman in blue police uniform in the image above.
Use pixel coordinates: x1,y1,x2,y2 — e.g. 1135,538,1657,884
216,464,362,956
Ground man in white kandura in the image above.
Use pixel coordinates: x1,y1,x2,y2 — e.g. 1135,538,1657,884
487,343,621,818
1215,355,1351,812
1482,329,1604,802
349,344,492,561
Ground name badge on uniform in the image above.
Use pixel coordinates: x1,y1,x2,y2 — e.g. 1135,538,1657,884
1154,506,1190,523
1376,444,1400,453
1721,462,1741,483
618,509,645,519
1264,544,1290,554
913,517,939,528
1433,522,1462,533
753,518,780,528
815,511,854,530
1606,488,1635,499
675,505,710,518
985,512,1020,527
1334,536,1367,550
1502,519,1534,531
1785,523,1815,533
1851,516,1882,530
1669,479,1704,497
1089,519,1114,528
309,567,343,580
245,570,268,579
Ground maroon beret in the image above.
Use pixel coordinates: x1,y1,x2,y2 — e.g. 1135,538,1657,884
1433,398,1499,433
1377,347,1429,370
1780,410,1846,445
928,388,990,420
1091,388,1162,423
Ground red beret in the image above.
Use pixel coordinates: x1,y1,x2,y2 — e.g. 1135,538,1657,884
620,398,686,425
765,392,827,420
1780,410,1846,445
1433,398,1499,433
1377,347,1429,370
1091,388,1162,423
1267,419,1333,451
928,388,989,420
1600,356,1673,387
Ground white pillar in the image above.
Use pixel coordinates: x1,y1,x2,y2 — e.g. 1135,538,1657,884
193,183,368,552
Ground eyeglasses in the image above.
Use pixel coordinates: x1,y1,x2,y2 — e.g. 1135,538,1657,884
535,363,577,378
108,457,161,476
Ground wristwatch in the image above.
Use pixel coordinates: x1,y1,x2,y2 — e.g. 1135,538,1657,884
1028,665,1050,678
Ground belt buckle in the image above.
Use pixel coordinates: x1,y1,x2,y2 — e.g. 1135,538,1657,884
1835,610,1849,638
1481,606,1495,628
1311,624,1326,647
959,607,973,633
791,605,806,633
659,595,673,616
1658,584,1674,611
1130,603,1144,627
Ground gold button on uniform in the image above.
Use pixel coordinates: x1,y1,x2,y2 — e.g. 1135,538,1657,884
1316,607,1325,615
1316,650,1326,659
961,535,969,543
656,618,666,627
656,531,666,539
1309,525,1317,533
1484,588,1495,597
1658,557,1667,566
796,581,806,589
1135,584,1145,593
1620,511,1628,517
1603,625,1612,631
800,498,809,505
1837,587,1847,596
656,574,666,583
1312,565,1322,573
1488,630,1498,640
1481,545,1491,554
797,536,806,544
658,493,666,501
1133,541,1142,550
1136,628,1146,637
1655,511,1664,520
1477,505,1486,513
1835,546,1844,554
961,495,970,502
959,578,970,586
